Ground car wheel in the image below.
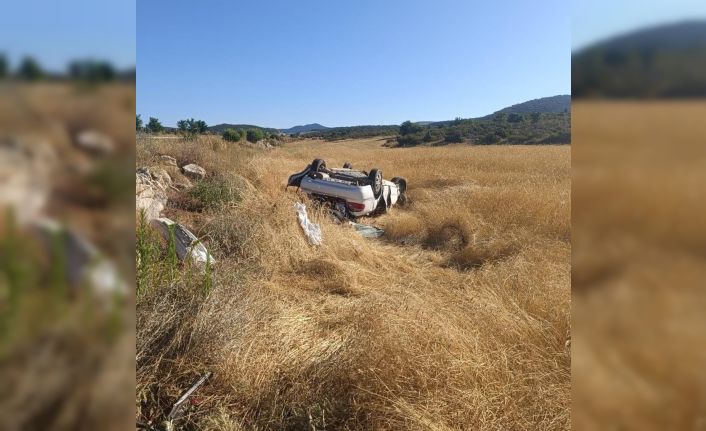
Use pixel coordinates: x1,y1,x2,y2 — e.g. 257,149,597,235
343,162,352,169
391,176,407,194
311,158,326,172
368,168,382,198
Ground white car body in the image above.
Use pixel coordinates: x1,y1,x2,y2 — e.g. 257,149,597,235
288,161,406,218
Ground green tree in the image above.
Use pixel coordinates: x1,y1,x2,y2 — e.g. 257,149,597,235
68,60,116,82
444,128,464,143
222,128,243,142
146,117,164,134
246,128,265,143
136,114,143,131
530,112,542,123
0,54,7,79
17,56,43,81
400,120,423,136
177,118,208,138
507,113,524,123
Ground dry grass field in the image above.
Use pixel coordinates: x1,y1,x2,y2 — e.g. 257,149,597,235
572,101,706,430
137,136,570,429
0,83,135,430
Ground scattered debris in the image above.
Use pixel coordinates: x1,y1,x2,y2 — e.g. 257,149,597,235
350,222,385,238
167,372,212,421
159,155,178,166
136,168,168,221
75,130,115,156
150,217,215,266
30,218,128,297
294,202,322,245
181,163,206,180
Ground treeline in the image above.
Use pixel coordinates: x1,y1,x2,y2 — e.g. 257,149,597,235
395,112,571,147
137,115,282,143
0,54,134,82
304,125,400,141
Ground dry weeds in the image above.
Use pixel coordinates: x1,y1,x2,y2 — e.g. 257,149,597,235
137,136,570,429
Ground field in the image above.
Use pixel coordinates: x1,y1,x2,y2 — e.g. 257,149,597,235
137,136,571,429
572,101,706,430
0,83,135,430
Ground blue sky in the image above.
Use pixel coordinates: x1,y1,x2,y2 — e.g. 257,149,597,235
138,0,570,128
573,0,706,50
0,0,135,71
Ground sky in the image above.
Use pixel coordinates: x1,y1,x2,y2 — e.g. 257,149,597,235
572,0,706,50
138,0,570,128
0,0,135,71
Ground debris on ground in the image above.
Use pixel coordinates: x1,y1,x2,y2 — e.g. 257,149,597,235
350,222,385,238
294,202,322,245
181,163,206,180
150,217,215,267
75,130,115,156
30,218,128,297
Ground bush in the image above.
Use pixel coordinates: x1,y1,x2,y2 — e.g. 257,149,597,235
222,128,243,142
400,120,423,136
246,128,265,143
444,128,464,143
188,176,239,211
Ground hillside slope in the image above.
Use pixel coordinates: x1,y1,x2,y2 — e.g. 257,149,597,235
281,123,329,134
572,20,706,97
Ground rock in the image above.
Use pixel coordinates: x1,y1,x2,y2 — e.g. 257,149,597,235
160,155,177,166
181,163,206,180
0,136,55,224
150,167,173,188
75,130,115,156
136,168,167,221
150,217,215,267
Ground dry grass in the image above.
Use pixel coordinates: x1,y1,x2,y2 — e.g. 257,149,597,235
0,83,135,430
137,136,570,429
572,101,706,430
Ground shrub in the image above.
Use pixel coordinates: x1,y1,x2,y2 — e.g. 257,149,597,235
245,128,265,143
188,176,239,211
444,128,464,143
222,128,243,142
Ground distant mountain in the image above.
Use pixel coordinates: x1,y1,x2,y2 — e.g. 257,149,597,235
208,123,279,134
280,123,329,134
490,95,571,116
573,20,706,97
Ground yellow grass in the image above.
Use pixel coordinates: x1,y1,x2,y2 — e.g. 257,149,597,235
137,136,570,429
572,101,706,430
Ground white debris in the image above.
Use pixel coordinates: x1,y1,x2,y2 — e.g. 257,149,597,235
150,217,215,267
31,218,128,298
294,202,322,245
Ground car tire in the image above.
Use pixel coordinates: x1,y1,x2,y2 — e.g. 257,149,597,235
391,176,407,194
368,168,383,198
311,158,326,173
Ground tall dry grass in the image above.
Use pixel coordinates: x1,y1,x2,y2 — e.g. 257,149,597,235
137,136,570,429
572,101,706,430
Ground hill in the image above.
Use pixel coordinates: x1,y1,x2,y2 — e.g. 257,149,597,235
572,20,706,97
490,95,571,116
208,123,279,135
280,123,329,134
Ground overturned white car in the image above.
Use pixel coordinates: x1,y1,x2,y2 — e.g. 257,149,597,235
287,159,407,218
